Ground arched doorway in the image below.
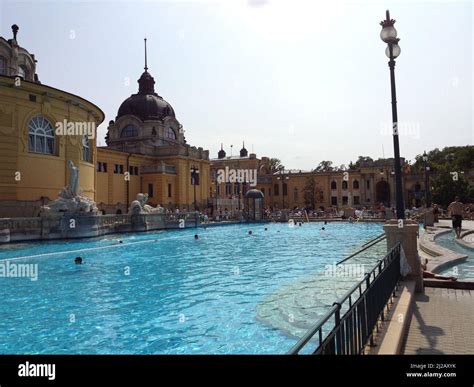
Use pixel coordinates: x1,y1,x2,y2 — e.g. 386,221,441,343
376,180,390,206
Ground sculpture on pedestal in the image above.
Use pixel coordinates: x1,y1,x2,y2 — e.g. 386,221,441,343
40,160,98,214
129,193,164,215
68,160,79,197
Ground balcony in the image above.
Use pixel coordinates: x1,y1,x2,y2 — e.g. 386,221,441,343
141,164,177,174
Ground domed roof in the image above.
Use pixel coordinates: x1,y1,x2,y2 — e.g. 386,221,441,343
117,93,175,121
116,70,175,121
244,189,264,199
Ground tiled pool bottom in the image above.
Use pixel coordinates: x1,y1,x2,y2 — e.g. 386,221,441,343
0,222,384,354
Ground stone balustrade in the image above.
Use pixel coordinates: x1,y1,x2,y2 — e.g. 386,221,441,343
0,212,200,244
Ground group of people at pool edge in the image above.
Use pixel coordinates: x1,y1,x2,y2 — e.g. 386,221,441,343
74,196,466,283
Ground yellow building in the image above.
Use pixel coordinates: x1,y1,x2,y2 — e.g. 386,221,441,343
211,147,413,213
266,160,399,211
96,55,210,214
0,25,104,217
0,25,462,219
0,26,210,217
210,143,269,215
263,158,413,211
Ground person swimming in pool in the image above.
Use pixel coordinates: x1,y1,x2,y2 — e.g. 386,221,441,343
194,234,199,240
74,257,83,264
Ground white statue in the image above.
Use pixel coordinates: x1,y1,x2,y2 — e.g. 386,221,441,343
40,160,98,215
129,193,165,215
68,160,79,197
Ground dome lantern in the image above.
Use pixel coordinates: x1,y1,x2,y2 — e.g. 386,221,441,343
115,39,176,122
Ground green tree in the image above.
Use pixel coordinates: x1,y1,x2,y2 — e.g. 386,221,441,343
431,171,472,208
412,146,474,174
303,176,323,209
314,160,333,172
259,158,284,174
348,161,357,170
354,156,373,168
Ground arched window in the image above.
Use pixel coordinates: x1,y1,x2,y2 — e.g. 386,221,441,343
82,135,91,162
28,116,55,154
353,180,359,189
342,181,348,190
0,56,6,75
166,127,176,140
331,181,337,190
120,125,138,138
274,184,280,196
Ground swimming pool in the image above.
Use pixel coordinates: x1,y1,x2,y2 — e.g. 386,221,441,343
0,222,384,354
437,232,474,279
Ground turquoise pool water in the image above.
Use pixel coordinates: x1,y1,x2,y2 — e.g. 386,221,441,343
0,222,384,354
437,232,474,279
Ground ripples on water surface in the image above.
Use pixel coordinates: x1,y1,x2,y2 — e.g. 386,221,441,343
0,222,385,354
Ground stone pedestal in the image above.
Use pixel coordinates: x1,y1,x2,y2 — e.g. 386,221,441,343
384,220,424,293
131,214,147,231
385,208,394,220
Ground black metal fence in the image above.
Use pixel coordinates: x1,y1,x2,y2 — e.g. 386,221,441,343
288,242,401,355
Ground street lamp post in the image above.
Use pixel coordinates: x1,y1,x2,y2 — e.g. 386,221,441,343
190,165,199,211
380,9,405,220
215,176,219,218
422,151,431,208
277,169,289,209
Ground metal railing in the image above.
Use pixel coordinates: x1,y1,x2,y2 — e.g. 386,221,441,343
288,242,401,355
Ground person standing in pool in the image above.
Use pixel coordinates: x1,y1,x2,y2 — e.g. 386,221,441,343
448,196,464,239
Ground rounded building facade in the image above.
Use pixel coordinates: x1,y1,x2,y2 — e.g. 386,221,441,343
0,25,105,217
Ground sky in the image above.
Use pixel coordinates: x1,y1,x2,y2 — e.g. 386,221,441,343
1,0,472,169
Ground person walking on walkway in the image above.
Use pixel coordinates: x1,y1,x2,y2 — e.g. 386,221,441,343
448,196,464,239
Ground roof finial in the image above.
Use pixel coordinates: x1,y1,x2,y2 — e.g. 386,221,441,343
240,141,248,157
144,38,148,71
218,143,226,159
12,24,19,41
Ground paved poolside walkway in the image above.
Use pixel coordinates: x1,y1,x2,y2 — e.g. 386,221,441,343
402,220,474,354
403,287,474,354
